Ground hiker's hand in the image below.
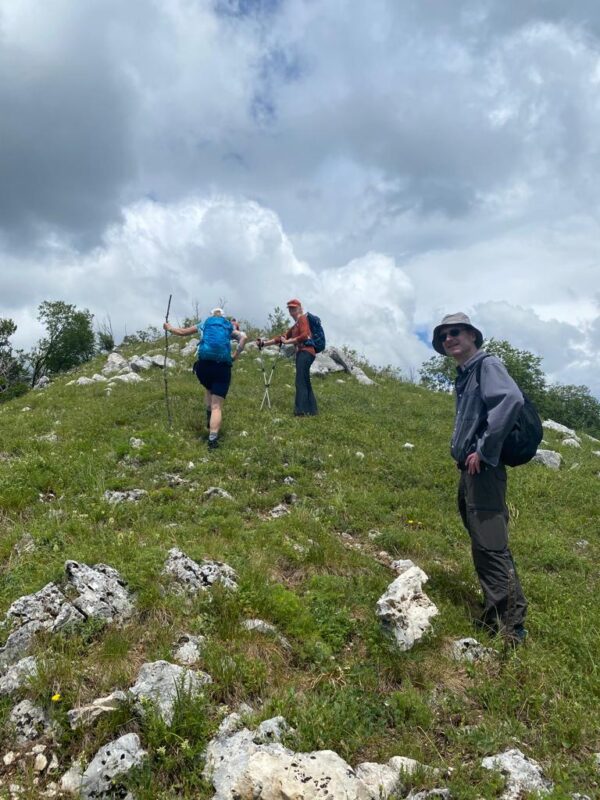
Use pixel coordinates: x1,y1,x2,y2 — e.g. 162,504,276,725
163,322,171,332
465,452,481,475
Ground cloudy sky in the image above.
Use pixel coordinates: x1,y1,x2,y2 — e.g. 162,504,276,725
1,0,600,392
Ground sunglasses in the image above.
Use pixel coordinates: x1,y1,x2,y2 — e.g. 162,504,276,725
438,327,466,342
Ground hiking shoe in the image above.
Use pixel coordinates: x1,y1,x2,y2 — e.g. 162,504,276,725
207,437,219,450
505,626,528,646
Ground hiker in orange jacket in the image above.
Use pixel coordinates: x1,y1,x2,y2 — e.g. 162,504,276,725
258,298,318,416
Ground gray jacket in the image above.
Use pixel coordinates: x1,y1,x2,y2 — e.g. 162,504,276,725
450,350,524,467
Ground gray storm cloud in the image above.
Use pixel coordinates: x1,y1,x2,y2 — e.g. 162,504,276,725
0,0,599,392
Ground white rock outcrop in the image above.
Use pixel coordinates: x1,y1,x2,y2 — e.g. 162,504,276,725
173,634,206,665
203,486,234,501
532,449,562,470
204,714,431,800
67,690,128,729
9,699,54,745
103,488,148,504
0,563,134,669
481,748,552,799
129,660,212,724
376,563,438,651
0,656,38,696
101,352,129,376
162,548,238,593
181,339,199,357
450,638,494,663
80,733,146,799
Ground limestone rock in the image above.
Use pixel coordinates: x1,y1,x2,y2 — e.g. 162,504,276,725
403,442,415,449
376,566,439,651
67,690,128,729
0,657,38,696
0,563,133,669
163,548,238,593
129,660,212,724
1,583,85,669
129,437,144,449
450,638,494,663
269,503,290,518
390,559,415,574
103,488,148,504
481,748,552,799
181,339,199,357
148,354,176,368
80,733,146,799
327,347,375,386
542,419,580,440
173,634,206,665
109,372,143,384
405,791,451,799
34,376,50,390
65,561,134,622
101,352,129,375
203,486,234,501
310,353,344,376
9,700,54,745
532,449,562,470
241,619,292,650
562,437,581,448
204,714,427,800
59,762,84,795
128,355,154,372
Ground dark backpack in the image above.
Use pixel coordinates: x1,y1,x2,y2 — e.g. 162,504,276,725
477,356,543,467
306,312,326,353
198,316,233,363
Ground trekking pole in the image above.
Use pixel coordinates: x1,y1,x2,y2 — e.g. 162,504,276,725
258,343,282,410
163,294,173,428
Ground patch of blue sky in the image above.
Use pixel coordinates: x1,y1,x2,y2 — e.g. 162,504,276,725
213,0,282,19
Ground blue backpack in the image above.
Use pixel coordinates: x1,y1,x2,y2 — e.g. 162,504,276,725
306,312,326,353
198,317,233,363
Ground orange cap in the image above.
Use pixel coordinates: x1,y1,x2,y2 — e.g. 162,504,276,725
286,298,301,308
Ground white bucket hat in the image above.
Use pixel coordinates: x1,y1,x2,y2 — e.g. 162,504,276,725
432,312,483,355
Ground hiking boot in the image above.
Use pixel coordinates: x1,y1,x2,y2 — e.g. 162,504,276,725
207,437,219,450
504,625,528,646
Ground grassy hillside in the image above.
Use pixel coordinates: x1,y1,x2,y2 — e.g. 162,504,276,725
0,341,598,799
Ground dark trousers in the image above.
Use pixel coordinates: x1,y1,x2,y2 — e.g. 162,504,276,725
294,351,318,415
458,463,527,630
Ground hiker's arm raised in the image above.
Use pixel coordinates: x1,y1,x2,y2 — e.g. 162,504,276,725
163,322,197,336
232,331,247,360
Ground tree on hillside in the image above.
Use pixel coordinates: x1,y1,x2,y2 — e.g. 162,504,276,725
544,383,600,437
420,338,547,406
28,301,95,386
0,318,28,400
266,306,288,337
96,316,115,352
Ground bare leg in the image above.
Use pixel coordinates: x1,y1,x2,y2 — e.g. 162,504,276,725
209,395,224,436
205,390,212,428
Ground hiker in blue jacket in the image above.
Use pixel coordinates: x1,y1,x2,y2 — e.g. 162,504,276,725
164,308,247,449
432,312,528,644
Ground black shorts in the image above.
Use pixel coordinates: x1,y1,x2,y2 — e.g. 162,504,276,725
193,359,232,398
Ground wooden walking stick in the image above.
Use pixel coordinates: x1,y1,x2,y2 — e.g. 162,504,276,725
163,294,173,428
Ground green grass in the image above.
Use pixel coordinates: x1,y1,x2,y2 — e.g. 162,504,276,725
0,342,599,798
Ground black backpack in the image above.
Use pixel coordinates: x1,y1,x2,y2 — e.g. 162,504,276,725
306,312,326,353
477,356,543,467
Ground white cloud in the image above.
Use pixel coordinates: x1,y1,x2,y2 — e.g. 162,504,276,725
6,196,427,377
